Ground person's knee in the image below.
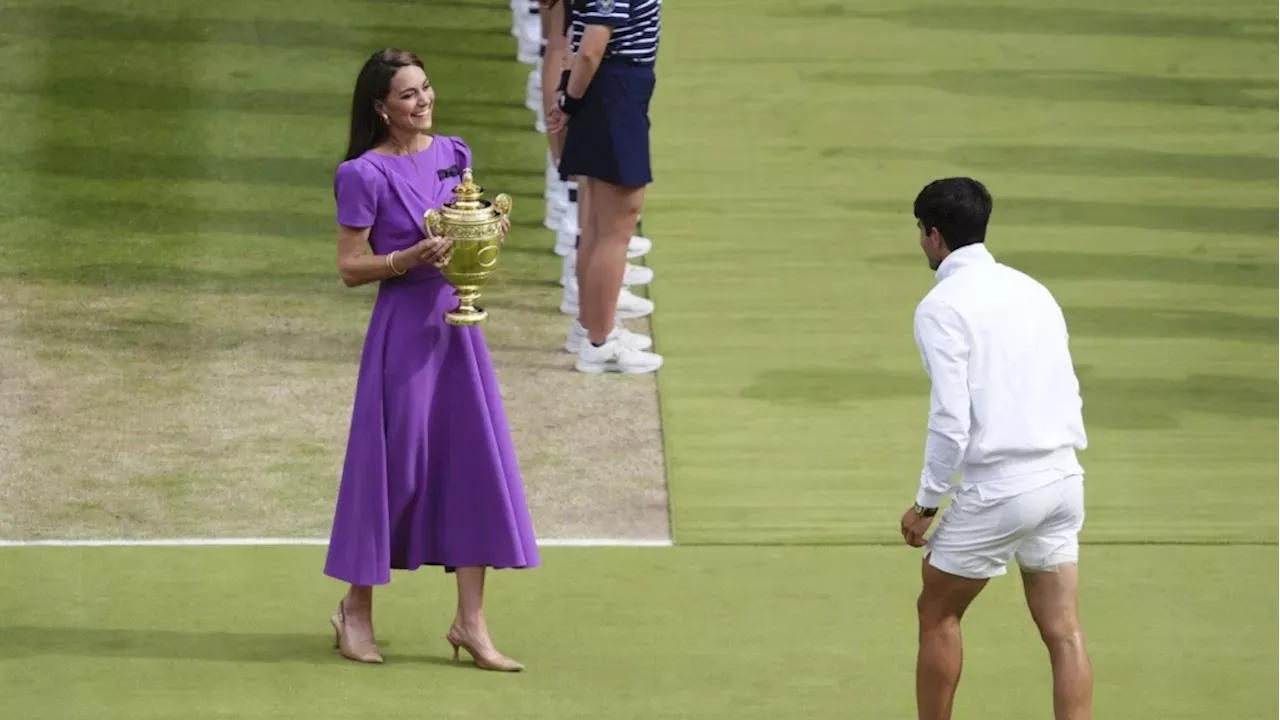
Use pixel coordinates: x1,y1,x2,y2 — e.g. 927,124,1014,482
617,191,644,220
1021,562,1084,649
916,592,962,637
1027,595,1085,650
600,185,643,224
918,614,961,644
1036,617,1085,650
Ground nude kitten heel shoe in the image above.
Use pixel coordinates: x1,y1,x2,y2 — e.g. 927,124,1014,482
330,601,384,664
446,627,524,672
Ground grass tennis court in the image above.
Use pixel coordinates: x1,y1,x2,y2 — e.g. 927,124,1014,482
3,545,1275,719
1,0,1276,718
647,0,1278,546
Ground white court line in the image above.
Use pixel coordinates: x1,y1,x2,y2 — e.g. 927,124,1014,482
0,537,672,548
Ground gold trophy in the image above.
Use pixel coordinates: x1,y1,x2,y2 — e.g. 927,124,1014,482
423,168,512,326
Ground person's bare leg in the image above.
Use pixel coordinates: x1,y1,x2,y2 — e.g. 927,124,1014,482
341,585,375,640
575,176,595,326
1022,565,1093,720
452,566,492,649
449,567,523,670
331,584,381,662
581,180,644,344
917,558,988,720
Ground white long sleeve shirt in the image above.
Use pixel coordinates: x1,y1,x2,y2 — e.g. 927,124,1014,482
912,244,1087,508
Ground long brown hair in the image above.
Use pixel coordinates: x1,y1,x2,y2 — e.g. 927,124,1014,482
343,48,425,161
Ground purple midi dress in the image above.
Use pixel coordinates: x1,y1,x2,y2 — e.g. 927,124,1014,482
322,135,540,587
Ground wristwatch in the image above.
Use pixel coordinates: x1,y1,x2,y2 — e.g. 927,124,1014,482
912,503,938,518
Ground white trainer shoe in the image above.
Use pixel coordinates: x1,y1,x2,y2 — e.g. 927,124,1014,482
575,338,664,375
627,234,653,259
560,278,653,319
624,263,655,286
559,251,653,287
556,229,653,260
564,319,653,354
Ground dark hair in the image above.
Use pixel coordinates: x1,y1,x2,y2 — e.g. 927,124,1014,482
913,177,993,251
343,48,425,161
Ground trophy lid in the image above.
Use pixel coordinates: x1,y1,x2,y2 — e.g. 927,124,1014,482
448,168,488,211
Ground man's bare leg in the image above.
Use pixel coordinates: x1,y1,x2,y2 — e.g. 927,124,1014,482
916,557,989,720
1022,564,1093,720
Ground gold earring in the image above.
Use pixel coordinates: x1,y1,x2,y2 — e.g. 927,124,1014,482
380,113,388,124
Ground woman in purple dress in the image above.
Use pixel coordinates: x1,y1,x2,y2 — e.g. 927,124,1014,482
323,48,539,672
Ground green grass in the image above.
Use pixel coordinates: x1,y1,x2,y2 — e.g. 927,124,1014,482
0,0,1277,718
1,546,1275,719
644,0,1278,545
0,0,566,539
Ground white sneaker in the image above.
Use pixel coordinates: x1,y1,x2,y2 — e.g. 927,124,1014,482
575,338,663,375
559,251,652,287
558,231,652,260
627,234,652,259
560,278,654,319
623,263,654,286
564,319,653,354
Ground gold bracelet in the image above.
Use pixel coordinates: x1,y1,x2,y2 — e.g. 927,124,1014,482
386,251,405,276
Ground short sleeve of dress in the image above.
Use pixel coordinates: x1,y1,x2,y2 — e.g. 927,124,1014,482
448,136,474,174
334,159,384,229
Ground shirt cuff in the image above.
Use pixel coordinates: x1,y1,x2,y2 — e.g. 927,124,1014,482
580,15,627,27
915,485,945,509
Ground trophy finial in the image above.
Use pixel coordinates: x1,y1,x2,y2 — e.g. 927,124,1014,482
453,167,483,205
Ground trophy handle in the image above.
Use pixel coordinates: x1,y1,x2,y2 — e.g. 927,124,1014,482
492,194,512,245
424,208,443,237
493,194,512,217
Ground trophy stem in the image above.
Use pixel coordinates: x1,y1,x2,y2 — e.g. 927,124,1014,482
445,286,487,326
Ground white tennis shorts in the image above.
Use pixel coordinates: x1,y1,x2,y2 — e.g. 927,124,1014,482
925,474,1085,580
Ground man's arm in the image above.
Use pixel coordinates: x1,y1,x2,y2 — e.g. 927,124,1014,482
912,298,972,508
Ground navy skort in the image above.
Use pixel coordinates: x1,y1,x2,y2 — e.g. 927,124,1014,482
559,61,655,188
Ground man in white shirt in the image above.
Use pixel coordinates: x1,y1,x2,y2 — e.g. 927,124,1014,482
899,178,1093,720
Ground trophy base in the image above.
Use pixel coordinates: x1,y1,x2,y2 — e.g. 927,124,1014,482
445,305,487,326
